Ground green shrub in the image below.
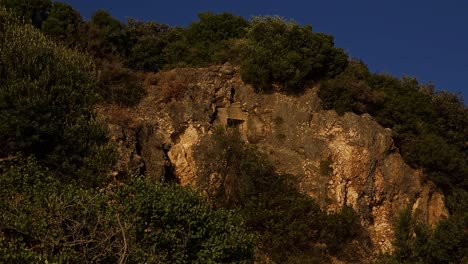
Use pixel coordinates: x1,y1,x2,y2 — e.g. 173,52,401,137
398,133,466,190
41,2,84,47
379,207,468,264
0,0,51,28
431,91,468,153
0,158,121,262
318,59,383,115
126,19,178,72
0,11,114,186
128,34,168,72
370,75,467,192
194,127,276,209
0,158,255,263
242,190,328,262
86,9,128,59
318,61,467,194
240,16,348,92
164,12,249,67
319,157,333,176
321,205,362,254
128,178,255,263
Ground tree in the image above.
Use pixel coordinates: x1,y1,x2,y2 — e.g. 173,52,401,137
431,91,468,153
0,159,255,263
97,60,146,107
164,12,250,67
86,9,127,58
126,18,175,72
0,0,51,28
41,2,84,47
318,65,468,194
240,16,348,92
129,178,255,263
384,208,468,264
0,9,114,186
194,127,277,209
318,59,383,115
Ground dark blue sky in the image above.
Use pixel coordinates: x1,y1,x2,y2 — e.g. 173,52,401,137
63,0,468,102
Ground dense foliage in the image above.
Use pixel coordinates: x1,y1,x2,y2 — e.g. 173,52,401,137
0,0,51,28
87,9,128,59
375,207,467,264
164,12,250,67
0,159,254,263
126,18,175,72
241,16,348,92
41,2,84,46
0,10,114,187
4,0,351,103
318,60,468,195
96,60,146,107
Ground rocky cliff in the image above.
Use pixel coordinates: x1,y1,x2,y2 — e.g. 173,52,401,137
97,64,448,254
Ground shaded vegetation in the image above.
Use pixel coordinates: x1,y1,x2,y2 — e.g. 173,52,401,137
0,0,51,28
0,158,254,263
194,128,365,262
126,18,175,72
0,10,114,187
96,61,146,107
86,9,128,59
375,207,467,264
41,2,84,46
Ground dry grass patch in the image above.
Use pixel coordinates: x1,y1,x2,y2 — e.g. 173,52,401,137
156,70,196,102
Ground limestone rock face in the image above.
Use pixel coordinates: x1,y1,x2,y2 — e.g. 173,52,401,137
167,124,200,185
99,65,447,253
304,111,448,251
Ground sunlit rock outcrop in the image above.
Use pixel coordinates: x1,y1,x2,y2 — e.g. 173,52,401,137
98,64,448,254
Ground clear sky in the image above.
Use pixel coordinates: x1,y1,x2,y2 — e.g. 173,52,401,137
62,0,468,103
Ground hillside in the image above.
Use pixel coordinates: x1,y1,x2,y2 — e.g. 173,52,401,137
99,65,448,254
0,1,467,263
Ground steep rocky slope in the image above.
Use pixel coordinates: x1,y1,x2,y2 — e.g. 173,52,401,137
97,64,448,254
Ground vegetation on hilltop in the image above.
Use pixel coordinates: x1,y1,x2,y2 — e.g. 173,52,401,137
319,60,467,197
241,16,348,92
0,8,254,263
0,0,466,262
318,60,468,264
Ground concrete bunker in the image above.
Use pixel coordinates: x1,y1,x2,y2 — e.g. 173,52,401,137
215,102,266,143
216,102,248,128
